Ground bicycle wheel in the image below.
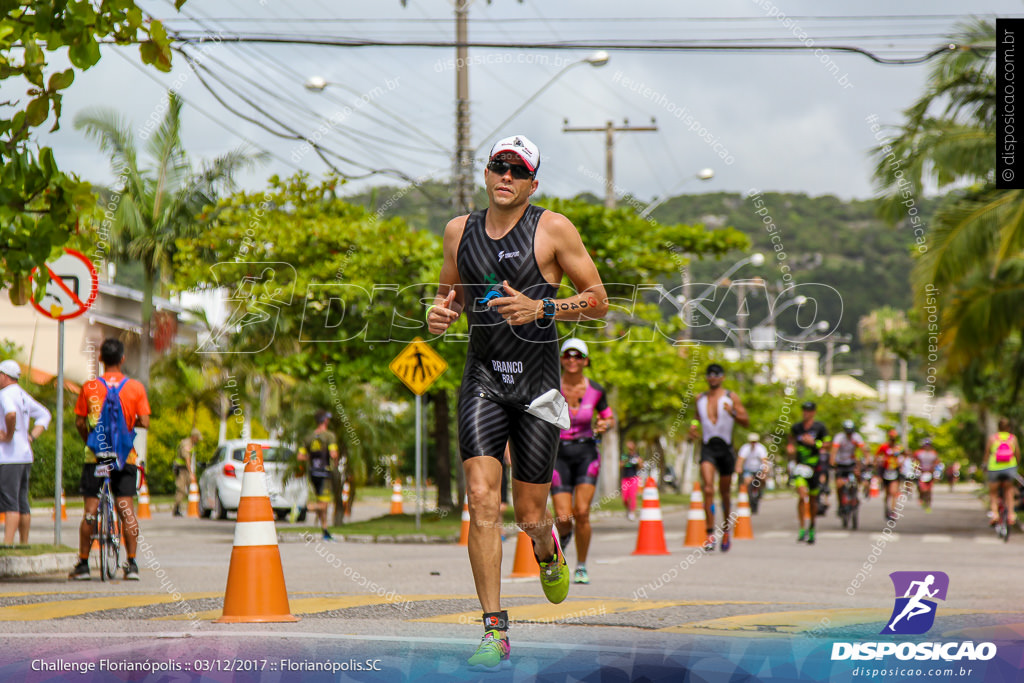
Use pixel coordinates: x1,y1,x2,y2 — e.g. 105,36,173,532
98,496,111,582
99,494,121,580
1001,504,1011,543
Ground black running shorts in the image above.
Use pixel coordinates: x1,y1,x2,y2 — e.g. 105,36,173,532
458,388,560,485
551,439,601,495
700,437,736,477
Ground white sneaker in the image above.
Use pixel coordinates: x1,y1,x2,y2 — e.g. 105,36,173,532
627,511,636,521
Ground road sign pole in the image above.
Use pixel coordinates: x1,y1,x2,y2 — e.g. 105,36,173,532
415,395,422,531
54,320,64,547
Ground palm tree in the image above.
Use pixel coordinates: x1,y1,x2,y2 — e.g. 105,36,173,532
871,19,1024,389
75,92,266,386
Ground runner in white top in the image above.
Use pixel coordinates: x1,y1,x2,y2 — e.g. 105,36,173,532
689,362,748,552
736,433,769,513
0,360,52,545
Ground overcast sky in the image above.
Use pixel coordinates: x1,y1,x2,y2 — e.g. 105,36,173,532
24,0,1020,205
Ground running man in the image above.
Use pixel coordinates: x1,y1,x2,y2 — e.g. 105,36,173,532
787,401,828,544
690,363,749,552
985,418,1019,528
875,429,905,522
831,420,866,518
552,337,614,585
887,574,939,632
298,410,338,540
426,135,608,671
913,437,940,513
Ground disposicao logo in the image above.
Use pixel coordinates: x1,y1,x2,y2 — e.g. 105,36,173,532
882,570,948,635
831,571,997,663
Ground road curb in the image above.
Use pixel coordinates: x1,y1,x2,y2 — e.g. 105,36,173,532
0,552,78,578
278,531,458,544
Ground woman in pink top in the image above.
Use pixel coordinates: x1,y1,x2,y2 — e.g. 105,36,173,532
552,338,614,585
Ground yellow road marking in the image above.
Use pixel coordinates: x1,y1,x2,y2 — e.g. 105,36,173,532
415,600,775,625
659,608,988,638
155,594,475,621
0,592,221,621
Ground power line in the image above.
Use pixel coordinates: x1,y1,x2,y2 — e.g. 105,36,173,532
108,48,304,173
162,34,966,65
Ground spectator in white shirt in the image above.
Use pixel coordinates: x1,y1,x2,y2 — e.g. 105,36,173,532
0,360,52,545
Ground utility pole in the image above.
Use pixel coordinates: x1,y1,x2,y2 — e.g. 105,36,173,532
453,0,473,213
563,119,657,209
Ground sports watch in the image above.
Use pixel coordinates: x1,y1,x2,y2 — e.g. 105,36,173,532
542,298,555,319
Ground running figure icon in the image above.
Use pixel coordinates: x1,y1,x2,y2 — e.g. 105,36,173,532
887,575,938,632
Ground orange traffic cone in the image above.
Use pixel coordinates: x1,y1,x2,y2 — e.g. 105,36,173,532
390,481,403,515
52,489,68,521
187,477,200,518
633,477,670,555
136,481,152,520
684,480,708,547
215,443,298,623
458,495,470,546
508,530,540,577
869,477,880,499
734,483,754,540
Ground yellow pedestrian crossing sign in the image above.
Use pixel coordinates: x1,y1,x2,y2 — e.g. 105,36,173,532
390,337,448,395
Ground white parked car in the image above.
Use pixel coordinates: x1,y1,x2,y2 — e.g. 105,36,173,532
197,439,308,521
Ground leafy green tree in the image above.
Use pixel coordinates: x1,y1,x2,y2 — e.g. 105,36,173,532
1,1,182,298
74,92,265,386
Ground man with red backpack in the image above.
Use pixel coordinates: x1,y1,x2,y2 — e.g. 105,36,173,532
986,418,1020,528
70,339,151,581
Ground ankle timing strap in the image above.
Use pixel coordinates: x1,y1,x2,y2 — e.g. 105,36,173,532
483,610,509,632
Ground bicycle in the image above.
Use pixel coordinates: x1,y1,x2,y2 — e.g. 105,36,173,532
994,493,1011,543
93,460,122,581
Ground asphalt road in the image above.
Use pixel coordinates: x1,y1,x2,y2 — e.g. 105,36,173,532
1,483,1021,681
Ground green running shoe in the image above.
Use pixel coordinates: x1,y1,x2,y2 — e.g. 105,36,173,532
573,566,589,584
467,630,510,671
807,528,816,545
797,528,807,542
538,529,570,604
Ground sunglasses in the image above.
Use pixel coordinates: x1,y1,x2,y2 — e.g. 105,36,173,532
706,371,724,378
562,350,586,360
486,159,535,180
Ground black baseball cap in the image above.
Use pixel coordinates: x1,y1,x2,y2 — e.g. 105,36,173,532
801,401,817,410
706,363,725,375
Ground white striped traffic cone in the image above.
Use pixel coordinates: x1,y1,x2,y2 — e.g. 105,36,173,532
684,481,708,547
632,477,670,555
136,481,152,520
390,481,403,515
215,443,298,623
458,495,470,546
187,477,200,518
734,483,754,539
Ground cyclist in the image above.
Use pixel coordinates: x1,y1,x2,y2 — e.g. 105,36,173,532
875,429,905,522
70,339,150,581
830,420,866,520
913,437,940,513
985,418,1020,528
735,433,769,514
553,338,614,585
787,401,828,544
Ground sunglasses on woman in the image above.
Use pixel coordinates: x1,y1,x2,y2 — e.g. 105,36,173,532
562,350,586,360
486,159,535,180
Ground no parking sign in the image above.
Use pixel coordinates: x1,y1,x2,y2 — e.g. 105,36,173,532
29,248,99,320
